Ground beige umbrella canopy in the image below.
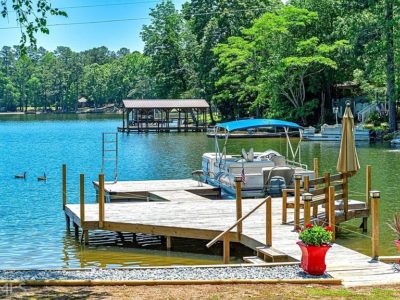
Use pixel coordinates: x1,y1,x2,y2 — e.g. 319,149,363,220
336,103,360,176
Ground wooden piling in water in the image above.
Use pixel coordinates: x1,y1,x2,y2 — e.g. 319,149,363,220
366,165,372,209
99,174,105,229
62,164,66,210
223,235,230,264
80,174,85,225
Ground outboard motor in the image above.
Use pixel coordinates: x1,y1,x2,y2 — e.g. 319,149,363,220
267,176,286,197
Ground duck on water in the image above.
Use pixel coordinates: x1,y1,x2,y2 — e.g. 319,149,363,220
201,119,314,198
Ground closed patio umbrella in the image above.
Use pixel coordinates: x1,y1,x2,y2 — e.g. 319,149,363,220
336,103,360,176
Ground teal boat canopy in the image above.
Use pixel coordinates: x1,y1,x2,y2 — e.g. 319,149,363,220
215,119,303,132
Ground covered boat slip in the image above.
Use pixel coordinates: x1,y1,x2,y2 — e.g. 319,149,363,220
119,99,209,133
64,190,399,287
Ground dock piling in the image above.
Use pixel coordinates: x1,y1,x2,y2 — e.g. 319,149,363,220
99,174,105,229
234,176,243,239
80,174,85,225
324,172,330,221
223,235,230,264
371,191,380,259
62,164,66,210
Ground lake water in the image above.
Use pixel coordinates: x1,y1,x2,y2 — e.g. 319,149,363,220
0,114,399,269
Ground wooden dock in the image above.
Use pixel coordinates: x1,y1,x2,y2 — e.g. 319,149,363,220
92,179,221,201
65,191,400,287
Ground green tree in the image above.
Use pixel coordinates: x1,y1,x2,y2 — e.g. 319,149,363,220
141,0,187,98
214,6,348,124
1,1,67,51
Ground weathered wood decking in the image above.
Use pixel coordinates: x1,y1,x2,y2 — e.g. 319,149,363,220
92,179,220,201
65,191,400,287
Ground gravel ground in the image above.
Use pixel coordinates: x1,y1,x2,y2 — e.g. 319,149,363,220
0,265,330,281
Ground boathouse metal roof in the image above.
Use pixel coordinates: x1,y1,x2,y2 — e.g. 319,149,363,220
122,99,209,109
216,119,303,132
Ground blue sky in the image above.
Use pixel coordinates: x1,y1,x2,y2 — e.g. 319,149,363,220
0,0,187,52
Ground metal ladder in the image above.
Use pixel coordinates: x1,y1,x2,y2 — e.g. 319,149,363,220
102,132,118,183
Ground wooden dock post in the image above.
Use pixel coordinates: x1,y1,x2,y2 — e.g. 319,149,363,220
223,234,230,264
303,193,312,226
343,174,349,220
303,175,310,192
366,165,372,209
313,158,319,179
99,174,105,229
234,176,242,239
329,186,336,242
266,196,272,247
80,174,85,225
294,174,302,231
371,191,380,259
324,172,330,221
166,236,172,250
62,164,66,210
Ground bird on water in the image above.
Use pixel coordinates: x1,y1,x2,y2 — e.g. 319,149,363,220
15,172,26,179
37,173,47,181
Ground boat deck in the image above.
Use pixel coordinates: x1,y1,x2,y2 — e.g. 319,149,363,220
65,193,400,287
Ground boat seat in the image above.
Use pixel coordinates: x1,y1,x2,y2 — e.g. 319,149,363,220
263,167,295,187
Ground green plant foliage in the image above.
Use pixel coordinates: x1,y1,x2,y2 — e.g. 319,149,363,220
298,224,333,246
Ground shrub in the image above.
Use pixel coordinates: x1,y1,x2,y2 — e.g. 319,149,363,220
388,213,400,240
299,224,333,246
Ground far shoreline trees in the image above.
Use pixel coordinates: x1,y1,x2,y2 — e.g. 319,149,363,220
0,0,398,129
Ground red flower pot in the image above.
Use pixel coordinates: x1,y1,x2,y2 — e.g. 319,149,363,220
395,240,400,251
297,241,331,275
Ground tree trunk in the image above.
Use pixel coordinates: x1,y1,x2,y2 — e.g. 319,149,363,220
386,0,396,132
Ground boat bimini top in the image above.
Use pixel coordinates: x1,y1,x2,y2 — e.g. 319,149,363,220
214,119,304,167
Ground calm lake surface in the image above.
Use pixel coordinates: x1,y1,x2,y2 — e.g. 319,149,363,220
0,114,399,269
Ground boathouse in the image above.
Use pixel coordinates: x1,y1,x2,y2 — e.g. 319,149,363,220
119,99,209,133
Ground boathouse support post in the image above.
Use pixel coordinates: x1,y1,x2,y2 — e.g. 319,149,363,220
303,193,312,226
223,234,230,264
266,196,272,247
99,174,105,229
294,174,302,230
62,164,67,210
328,186,336,242
371,191,380,259
234,176,243,240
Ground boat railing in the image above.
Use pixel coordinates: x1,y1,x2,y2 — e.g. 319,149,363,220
286,159,308,170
